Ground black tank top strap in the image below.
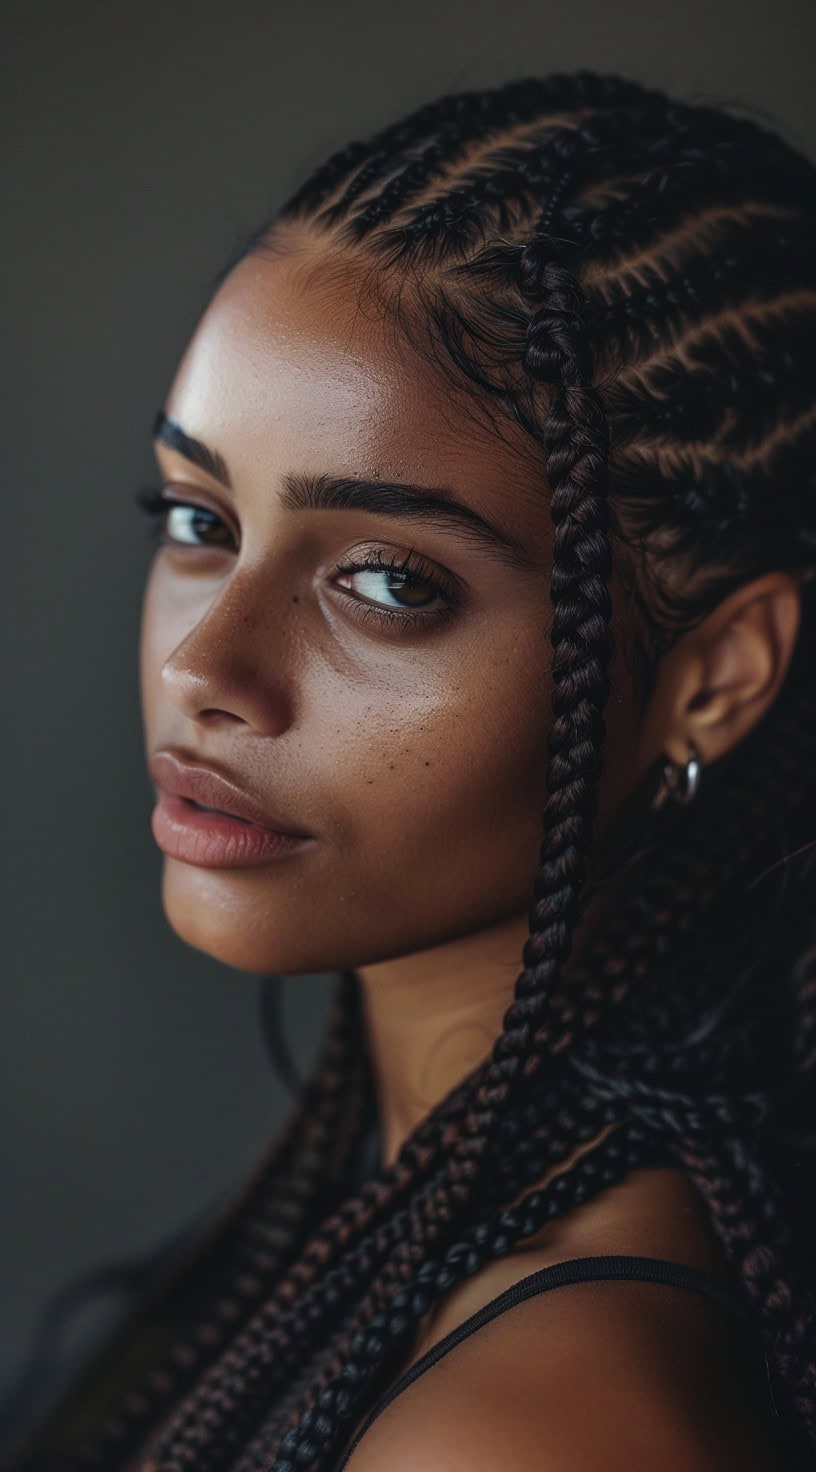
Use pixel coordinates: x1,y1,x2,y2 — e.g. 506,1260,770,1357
334,1253,761,1470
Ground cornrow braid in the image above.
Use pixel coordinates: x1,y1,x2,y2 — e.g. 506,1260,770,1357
271,79,567,231
297,70,678,231
585,209,815,340
12,70,816,1472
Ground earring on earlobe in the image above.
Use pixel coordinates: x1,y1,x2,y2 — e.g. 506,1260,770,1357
650,739,703,812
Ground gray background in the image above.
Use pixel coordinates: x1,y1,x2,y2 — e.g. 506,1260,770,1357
2,0,815,1432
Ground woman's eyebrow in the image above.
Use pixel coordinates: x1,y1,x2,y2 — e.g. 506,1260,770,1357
280,473,533,567
152,411,534,568
154,411,232,485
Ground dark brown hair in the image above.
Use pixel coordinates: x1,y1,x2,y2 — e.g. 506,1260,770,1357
10,68,816,1472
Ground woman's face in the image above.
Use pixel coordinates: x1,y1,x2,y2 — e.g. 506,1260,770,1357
139,237,643,974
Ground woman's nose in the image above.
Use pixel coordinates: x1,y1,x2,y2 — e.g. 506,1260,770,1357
159,570,295,736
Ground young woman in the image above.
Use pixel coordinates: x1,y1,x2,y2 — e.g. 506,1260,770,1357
7,67,816,1472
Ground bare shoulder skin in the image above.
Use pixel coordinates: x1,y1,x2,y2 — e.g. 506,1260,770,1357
343,1273,780,1471
340,1159,782,1470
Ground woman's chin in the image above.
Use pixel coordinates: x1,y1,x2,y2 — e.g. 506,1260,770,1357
158,863,315,975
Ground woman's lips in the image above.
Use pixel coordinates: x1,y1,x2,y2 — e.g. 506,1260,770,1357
147,749,314,868
151,790,313,868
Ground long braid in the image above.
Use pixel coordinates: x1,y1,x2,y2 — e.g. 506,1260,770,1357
13,72,816,1472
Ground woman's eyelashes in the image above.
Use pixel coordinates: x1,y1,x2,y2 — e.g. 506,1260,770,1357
331,546,458,630
135,487,235,549
133,487,460,632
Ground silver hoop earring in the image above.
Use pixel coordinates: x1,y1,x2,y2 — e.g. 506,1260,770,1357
650,740,702,812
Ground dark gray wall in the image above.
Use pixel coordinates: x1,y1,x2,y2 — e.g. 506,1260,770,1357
2,0,815,1433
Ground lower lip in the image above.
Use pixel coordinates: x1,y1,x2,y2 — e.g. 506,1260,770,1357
151,791,312,868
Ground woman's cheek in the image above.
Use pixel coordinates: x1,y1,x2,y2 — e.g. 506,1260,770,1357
325,660,548,896
337,623,547,810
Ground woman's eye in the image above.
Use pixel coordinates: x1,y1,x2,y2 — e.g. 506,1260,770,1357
134,488,234,549
336,567,443,610
331,548,459,630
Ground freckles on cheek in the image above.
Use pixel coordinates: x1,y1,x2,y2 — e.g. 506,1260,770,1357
346,675,546,840
334,690,548,928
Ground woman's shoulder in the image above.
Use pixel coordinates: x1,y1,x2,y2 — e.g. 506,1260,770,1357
406,1161,736,1357
342,1165,782,1471
344,1263,780,1471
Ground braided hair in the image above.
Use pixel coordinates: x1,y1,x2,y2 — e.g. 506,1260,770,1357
10,68,816,1472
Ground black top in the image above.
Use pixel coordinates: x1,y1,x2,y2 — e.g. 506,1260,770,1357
334,1253,772,1470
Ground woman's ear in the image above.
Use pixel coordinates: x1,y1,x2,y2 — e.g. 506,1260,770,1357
634,571,802,773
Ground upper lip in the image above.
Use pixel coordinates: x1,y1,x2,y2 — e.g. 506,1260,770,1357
148,750,311,837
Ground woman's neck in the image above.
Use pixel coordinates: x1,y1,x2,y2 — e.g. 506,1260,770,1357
355,779,648,1166
356,913,525,1164
356,900,604,1166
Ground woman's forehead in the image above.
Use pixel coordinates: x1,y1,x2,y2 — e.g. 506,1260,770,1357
165,245,553,546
